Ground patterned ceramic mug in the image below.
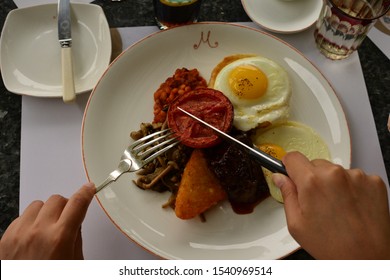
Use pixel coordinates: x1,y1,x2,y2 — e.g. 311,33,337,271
314,0,390,60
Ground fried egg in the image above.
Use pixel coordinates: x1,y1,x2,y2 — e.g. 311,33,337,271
253,121,331,203
212,56,291,131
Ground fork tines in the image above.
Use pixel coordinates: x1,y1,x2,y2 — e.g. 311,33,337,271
131,128,180,165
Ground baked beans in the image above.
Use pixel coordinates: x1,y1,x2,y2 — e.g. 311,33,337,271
153,68,207,123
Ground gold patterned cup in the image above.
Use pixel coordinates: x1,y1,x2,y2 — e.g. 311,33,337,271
314,0,390,60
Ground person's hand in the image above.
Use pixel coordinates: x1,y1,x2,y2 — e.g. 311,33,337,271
0,182,95,260
272,152,390,259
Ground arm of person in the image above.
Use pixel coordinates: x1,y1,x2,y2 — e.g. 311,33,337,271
0,182,96,260
272,152,390,259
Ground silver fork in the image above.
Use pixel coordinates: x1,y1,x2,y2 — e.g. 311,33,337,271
95,128,179,193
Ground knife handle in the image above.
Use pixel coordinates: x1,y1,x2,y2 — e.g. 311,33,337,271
61,47,76,103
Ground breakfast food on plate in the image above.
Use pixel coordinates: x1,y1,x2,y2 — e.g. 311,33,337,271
131,122,192,205
210,55,292,131
153,68,207,123
167,88,234,148
253,121,331,202
130,53,330,220
175,149,227,220
208,54,257,87
205,130,269,214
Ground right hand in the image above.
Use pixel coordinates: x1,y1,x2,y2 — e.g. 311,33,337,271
272,152,390,259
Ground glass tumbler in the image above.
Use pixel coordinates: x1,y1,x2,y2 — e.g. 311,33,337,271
314,0,390,60
153,0,202,30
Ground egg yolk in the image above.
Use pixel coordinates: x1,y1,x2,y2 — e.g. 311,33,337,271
257,143,286,160
228,64,268,100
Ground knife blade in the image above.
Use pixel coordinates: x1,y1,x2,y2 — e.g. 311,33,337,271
58,0,76,103
177,107,288,175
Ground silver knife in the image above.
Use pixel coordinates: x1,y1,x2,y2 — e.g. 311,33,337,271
177,107,288,175
58,0,76,103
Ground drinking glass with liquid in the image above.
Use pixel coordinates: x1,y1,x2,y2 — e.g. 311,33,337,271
314,0,390,60
154,0,202,30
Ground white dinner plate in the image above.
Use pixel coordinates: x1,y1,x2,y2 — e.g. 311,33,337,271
0,3,111,97
82,23,351,259
241,0,323,33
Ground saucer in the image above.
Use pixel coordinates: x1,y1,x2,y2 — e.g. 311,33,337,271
0,3,111,97
241,0,323,34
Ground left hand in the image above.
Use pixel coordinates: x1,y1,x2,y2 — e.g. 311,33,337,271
0,182,95,260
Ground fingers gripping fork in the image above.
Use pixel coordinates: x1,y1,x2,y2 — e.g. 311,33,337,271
95,159,133,193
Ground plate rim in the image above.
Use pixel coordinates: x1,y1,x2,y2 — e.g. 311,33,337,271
82,22,351,260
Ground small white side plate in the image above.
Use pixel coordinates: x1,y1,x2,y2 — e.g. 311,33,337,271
0,3,111,97
241,0,323,34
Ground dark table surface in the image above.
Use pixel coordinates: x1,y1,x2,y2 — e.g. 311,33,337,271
0,0,389,260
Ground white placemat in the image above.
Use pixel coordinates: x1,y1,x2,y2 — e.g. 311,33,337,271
20,23,389,260
369,27,390,60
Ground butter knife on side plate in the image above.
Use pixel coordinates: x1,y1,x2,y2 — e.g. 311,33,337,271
177,107,288,176
58,0,76,103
